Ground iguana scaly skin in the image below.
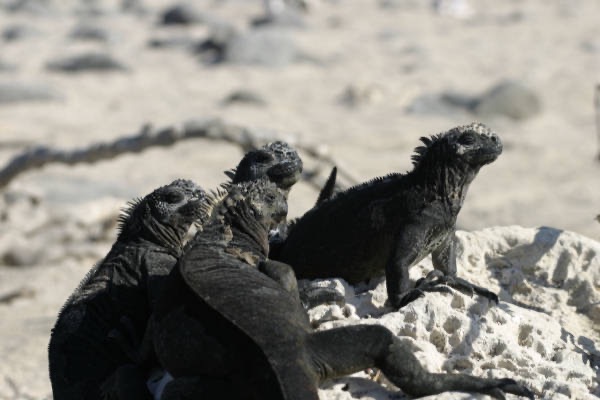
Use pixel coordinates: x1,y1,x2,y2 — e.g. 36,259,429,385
151,179,533,400
223,140,303,194
48,179,205,400
276,122,503,308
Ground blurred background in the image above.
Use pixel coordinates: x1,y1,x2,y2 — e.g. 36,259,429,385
0,0,599,397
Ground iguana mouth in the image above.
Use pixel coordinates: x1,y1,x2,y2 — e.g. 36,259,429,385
268,161,302,189
473,147,502,165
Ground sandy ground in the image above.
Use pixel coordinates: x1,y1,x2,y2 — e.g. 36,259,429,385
0,0,599,399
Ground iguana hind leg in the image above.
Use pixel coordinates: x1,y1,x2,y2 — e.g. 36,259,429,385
307,325,533,399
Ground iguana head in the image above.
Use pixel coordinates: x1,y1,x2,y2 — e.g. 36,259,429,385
208,179,288,233
412,122,502,169
225,141,303,192
118,179,206,250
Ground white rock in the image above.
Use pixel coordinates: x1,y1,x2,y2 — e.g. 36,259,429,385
313,226,599,400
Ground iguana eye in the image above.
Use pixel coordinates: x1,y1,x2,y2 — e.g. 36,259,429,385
458,133,476,145
164,190,184,204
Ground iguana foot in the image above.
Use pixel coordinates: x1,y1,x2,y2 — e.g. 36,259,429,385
481,378,535,400
413,271,499,305
437,276,499,304
389,284,453,309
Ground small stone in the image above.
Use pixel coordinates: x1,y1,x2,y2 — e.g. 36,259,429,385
160,3,203,25
472,80,541,120
581,39,600,54
4,0,53,14
121,0,147,14
222,89,267,107
251,9,306,29
0,82,60,104
46,53,127,73
1,238,41,266
0,60,17,72
148,36,196,49
224,29,298,67
338,84,384,107
406,92,471,116
2,25,37,41
68,24,111,42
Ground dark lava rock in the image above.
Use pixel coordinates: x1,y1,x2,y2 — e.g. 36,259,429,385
222,89,267,106
46,53,127,73
472,80,541,120
160,3,203,25
0,83,60,104
68,24,111,42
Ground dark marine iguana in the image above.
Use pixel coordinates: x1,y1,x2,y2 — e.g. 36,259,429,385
48,179,206,400
275,122,503,308
151,179,534,400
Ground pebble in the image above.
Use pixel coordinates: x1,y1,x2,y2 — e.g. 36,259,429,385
160,3,204,25
224,29,299,67
46,53,128,73
0,83,60,104
472,80,541,120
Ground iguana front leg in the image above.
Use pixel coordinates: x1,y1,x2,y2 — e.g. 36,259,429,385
429,233,499,304
385,225,452,308
258,259,300,298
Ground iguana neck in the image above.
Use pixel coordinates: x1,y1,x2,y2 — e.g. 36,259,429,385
411,161,480,216
132,219,185,257
225,207,270,259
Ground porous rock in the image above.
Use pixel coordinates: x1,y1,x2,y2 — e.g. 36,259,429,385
311,226,599,400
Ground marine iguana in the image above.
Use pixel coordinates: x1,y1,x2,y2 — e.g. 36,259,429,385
48,179,205,400
151,179,534,400
275,122,503,308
